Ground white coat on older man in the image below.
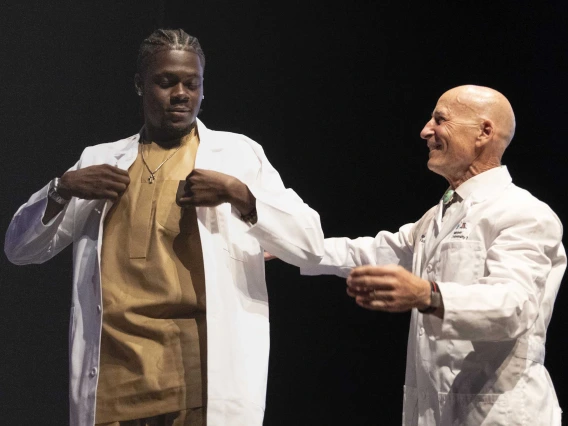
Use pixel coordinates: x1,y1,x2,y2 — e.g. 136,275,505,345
302,166,565,426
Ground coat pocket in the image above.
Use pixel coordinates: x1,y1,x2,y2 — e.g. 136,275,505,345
438,392,511,425
438,240,485,284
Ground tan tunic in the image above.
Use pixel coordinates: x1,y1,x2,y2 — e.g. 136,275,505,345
95,128,206,423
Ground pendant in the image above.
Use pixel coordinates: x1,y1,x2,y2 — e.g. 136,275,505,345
148,174,155,184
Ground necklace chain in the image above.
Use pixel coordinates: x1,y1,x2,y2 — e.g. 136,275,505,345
140,143,182,184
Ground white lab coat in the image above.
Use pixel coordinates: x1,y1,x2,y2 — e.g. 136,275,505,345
302,167,565,425
4,119,324,426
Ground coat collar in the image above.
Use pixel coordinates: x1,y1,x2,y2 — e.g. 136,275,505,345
425,166,513,258
454,165,513,205
111,117,223,168
195,118,224,152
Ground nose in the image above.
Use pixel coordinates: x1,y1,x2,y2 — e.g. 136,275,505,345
420,118,435,140
171,83,190,101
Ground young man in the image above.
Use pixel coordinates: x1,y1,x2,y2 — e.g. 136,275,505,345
5,29,324,426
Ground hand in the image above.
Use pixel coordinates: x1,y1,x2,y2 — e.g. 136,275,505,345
346,264,431,312
60,165,130,201
177,169,234,207
178,169,256,215
264,251,277,261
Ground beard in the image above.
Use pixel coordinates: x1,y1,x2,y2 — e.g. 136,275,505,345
145,118,195,146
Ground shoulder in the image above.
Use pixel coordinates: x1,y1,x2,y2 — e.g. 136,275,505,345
81,134,139,156
501,183,559,219
204,127,262,150
489,183,563,239
72,133,139,168
200,125,267,166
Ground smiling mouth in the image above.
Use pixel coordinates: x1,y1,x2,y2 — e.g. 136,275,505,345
427,141,442,151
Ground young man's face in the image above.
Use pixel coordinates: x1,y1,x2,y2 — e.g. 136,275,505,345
137,49,204,142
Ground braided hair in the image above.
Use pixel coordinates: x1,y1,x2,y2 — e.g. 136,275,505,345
137,29,205,75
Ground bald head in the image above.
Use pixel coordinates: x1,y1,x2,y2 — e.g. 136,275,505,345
420,85,517,188
440,85,516,149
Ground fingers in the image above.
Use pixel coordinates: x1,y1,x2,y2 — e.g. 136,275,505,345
176,195,222,208
345,265,428,313
177,196,194,207
101,189,121,202
349,264,401,278
103,164,130,177
63,165,130,200
263,251,277,261
347,274,394,292
181,169,231,207
347,286,409,312
347,264,404,288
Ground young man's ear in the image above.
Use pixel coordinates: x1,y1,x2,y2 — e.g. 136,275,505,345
134,74,143,96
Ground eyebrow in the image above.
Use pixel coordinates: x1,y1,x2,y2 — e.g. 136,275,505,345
154,71,202,79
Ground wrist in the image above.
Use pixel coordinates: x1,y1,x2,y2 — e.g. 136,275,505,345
58,173,73,200
48,177,72,205
418,281,441,314
227,178,255,216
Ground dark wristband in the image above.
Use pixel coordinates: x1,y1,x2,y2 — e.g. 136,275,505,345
418,281,441,314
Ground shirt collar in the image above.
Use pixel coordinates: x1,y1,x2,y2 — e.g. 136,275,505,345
453,165,512,203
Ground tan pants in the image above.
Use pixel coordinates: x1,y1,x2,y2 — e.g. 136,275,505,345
96,408,205,426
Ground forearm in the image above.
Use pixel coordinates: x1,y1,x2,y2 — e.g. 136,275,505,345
427,280,539,341
42,174,73,224
5,188,72,265
227,177,256,219
245,188,324,267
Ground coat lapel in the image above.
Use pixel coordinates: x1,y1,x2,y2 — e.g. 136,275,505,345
424,200,469,263
422,166,513,263
194,118,224,171
193,119,229,236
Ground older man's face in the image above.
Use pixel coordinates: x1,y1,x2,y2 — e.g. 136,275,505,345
420,93,481,183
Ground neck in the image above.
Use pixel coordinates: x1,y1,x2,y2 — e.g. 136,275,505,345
447,159,501,189
142,123,196,148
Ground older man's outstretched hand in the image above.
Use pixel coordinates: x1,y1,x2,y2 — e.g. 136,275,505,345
346,265,432,313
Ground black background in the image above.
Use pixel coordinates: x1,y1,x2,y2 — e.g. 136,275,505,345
1,1,567,425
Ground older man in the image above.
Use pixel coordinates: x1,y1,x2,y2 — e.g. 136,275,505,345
5,29,324,426
301,85,565,425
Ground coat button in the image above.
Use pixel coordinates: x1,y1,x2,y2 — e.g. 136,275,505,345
419,327,425,336
89,367,98,378
97,305,102,313
426,264,433,273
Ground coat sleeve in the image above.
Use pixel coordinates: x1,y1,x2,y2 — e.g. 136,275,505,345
4,160,80,265
425,202,566,341
299,223,416,278
239,139,325,267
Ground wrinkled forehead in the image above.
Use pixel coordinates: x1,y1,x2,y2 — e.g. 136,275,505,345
433,90,479,118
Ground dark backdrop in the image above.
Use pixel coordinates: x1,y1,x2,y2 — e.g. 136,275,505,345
1,1,567,425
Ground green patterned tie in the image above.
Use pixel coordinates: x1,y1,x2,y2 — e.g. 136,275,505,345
442,188,455,205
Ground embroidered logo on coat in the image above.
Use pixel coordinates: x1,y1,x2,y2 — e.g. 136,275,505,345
450,221,471,240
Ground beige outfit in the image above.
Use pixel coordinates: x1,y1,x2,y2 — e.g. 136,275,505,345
96,129,206,423
95,407,204,426
5,118,325,425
